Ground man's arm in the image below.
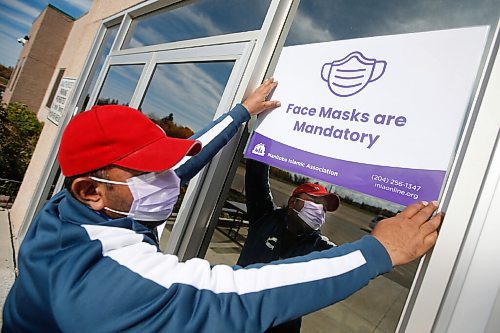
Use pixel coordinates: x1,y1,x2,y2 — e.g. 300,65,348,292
245,159,275,224
52,201,441,332
54,233,391,332
174,78,280,184
174,104,250,184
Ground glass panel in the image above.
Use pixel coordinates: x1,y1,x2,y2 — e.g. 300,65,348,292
285,0,498,46
204,161,401,260
95,64,144,106
123,0,271,49
204,1,499,332
282,1,499,332
139,61,234,249
140,61,234,134
204,159,409,331
81,25,119,110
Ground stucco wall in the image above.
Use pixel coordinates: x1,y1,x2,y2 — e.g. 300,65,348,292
10,0,143,237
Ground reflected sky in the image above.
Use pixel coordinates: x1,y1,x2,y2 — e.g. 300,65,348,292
285,0,499,46
140,62,234,132
96,64,144,106
82,25,119,110
123,0,271,48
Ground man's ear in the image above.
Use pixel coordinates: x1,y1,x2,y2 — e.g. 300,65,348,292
71,178,105,211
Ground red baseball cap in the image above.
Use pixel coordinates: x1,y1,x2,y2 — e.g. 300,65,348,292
292,183,340,212
58,105,202,176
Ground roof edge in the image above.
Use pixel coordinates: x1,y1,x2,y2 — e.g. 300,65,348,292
47,3,76,21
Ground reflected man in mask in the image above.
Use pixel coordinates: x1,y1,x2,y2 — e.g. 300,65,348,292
238,159,340,333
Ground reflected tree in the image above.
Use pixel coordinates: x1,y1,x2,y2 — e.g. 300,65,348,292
150,113,194,139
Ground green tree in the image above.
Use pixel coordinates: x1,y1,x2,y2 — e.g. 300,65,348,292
150,113,194,139
0,102,44,181
0,64,13,80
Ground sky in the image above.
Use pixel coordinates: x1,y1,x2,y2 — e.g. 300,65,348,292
0,0,92,68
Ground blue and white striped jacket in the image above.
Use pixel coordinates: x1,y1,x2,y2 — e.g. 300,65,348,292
2,104,392,332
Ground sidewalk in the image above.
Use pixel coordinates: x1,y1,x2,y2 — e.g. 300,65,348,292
0,209,16,328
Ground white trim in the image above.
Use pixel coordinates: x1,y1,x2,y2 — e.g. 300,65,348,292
83,225,143,254
112,31,258,57
399,20,500,333
83,224,366,295
172,116,234,170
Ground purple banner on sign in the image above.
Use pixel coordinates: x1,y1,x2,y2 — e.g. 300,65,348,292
245,132,445,206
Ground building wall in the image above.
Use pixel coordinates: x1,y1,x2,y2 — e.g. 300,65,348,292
10,0,143,236
2,7,43,104
2,6,74,114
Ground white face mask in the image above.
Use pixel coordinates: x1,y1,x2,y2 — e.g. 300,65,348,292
294,198,326,230
90,169,180,222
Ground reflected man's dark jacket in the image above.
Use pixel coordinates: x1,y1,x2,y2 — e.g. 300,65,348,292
237,159,336,333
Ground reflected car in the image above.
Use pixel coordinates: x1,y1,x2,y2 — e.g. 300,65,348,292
369,215,389,230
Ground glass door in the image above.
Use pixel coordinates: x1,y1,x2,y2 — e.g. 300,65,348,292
87,41,255,252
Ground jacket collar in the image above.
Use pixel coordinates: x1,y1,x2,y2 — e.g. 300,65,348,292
57,189,160,247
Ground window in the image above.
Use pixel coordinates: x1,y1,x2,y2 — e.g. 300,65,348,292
123,0,271,48
80,25,119,111
140,61,235,134
9,57,25,91
95,64,144,106
285,0,498,46
202,1,499,332
139,60,235,248
46,68,65,108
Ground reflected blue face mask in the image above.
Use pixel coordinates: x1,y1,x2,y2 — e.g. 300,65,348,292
90,169,180,222
321,51,387,97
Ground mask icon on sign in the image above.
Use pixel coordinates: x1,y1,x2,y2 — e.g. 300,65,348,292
321,51,387,97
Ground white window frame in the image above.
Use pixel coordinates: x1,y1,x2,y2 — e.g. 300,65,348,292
399,21,500,333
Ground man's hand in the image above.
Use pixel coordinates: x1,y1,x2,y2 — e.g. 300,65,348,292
371,201,443,267
242,78,281,116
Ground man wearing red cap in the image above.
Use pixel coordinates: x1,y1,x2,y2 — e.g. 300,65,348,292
238,159,341,332
3,78,442,333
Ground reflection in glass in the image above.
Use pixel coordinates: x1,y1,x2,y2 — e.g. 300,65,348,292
202,1,499,332
140,61,234,137
204,160,410,332
285,0,499,46
123,0,271,48
142,61,234,250
81,25,119,110
95,65,144,106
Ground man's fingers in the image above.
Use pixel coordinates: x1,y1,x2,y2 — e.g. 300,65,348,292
419,212,443,235
250,78,277,103
261,80,278,97
263,100,281,109
399,201,430,219
242,78,280,115
422,230,438,252
411,201,439,225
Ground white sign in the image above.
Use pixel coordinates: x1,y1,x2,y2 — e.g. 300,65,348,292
245,26,489,205
47,78,76,125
